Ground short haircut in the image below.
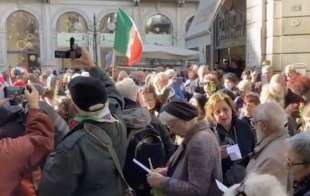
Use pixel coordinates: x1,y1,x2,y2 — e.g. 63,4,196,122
206,92,237,122
255,102,288,132
224,173,288,196
288,132,310,163
244,92,260,105
223,73,239,83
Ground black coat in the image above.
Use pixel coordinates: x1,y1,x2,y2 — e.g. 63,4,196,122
214,118,256,184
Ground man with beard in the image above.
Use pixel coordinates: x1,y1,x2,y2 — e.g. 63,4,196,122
247,102,292,192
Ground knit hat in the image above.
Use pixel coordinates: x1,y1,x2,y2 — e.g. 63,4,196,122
159,101,198,125
69,76,108,112
116,78,139,102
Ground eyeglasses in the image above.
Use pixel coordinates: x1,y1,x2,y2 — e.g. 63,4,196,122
287,157,310,168
250,118,263,127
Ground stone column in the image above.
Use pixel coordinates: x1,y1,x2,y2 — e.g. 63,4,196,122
0,29,6,66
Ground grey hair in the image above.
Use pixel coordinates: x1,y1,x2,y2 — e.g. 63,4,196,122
224,173,288,196
288,132,310,163
255,102,288,132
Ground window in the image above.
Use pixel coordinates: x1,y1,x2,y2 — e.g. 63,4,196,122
100,13,117,33
57,12,87,33
6,11,40,68
145,14,172,34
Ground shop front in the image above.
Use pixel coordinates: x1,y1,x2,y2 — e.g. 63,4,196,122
213,0,246,69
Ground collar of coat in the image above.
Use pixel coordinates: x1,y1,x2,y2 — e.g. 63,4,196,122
252,131,288,159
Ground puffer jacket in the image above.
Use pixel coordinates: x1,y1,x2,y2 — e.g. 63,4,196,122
0,109,54,196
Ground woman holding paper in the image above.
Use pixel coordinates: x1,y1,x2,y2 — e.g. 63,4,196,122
147,101,223,196
205,92,256,186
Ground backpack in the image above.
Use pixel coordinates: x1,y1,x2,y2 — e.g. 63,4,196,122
124,125,166,196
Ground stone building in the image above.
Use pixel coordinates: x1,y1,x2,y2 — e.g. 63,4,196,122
0,0,198,70
188,0,310,71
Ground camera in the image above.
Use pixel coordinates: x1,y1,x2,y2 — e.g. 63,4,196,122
55,37,82,59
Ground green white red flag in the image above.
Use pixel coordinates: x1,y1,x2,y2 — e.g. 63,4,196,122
114,8,143,66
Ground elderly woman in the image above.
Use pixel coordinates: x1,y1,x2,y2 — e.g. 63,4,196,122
287,132,310,196
224,173,288,196
206,92,256,186
147,101,222,196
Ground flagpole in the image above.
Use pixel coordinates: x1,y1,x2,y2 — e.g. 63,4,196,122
111,49,116,80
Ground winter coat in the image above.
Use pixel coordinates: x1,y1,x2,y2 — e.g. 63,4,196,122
214,118,256,185
160,121,223,196
247,131,292,192
39,67,127,196
0,109,54,196
39,117,127,196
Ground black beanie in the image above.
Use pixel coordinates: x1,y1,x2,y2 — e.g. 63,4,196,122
162,101,198,121
69,76,108,112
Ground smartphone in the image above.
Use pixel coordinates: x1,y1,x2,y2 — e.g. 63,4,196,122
4,86,25,99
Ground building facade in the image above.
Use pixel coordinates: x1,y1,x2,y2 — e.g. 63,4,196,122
0,0,198,70
247,0,310,71
188,0,310,71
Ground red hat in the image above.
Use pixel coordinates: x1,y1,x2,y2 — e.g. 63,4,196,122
13,80,27,88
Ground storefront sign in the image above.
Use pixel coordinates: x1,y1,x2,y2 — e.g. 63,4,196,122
57,33,89,48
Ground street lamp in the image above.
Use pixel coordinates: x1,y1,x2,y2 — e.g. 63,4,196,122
84,14,99,65
93,14,98,65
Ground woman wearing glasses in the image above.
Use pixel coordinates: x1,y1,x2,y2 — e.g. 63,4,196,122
287,132,310,196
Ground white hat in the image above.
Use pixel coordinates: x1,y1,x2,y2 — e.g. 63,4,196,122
116,78,139,102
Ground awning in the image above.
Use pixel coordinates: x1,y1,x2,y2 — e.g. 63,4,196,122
186,0,222,40
142,44,200,60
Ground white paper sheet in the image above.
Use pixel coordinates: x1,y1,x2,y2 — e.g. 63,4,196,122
226,144,242,161
133,159,151,174
216,179,229,193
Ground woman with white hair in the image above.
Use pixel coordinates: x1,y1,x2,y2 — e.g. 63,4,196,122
287,132,310,196
224,173,288,196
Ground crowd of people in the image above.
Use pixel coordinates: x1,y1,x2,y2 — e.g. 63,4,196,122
0,48,310,196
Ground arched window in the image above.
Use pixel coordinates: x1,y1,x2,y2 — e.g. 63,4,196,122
57,12,87,33
99,13,117,33
6,10,40,68
186,16,194,33
145,14,172,34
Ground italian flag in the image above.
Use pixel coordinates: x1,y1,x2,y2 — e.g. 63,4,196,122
114,9,143,66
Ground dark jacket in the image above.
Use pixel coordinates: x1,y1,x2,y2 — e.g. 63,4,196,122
122,98,175,159
161,122,222,196
214,118,256,185
39,67,127,196
294,176,310,196
89,67,124,113
39,118,127,196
